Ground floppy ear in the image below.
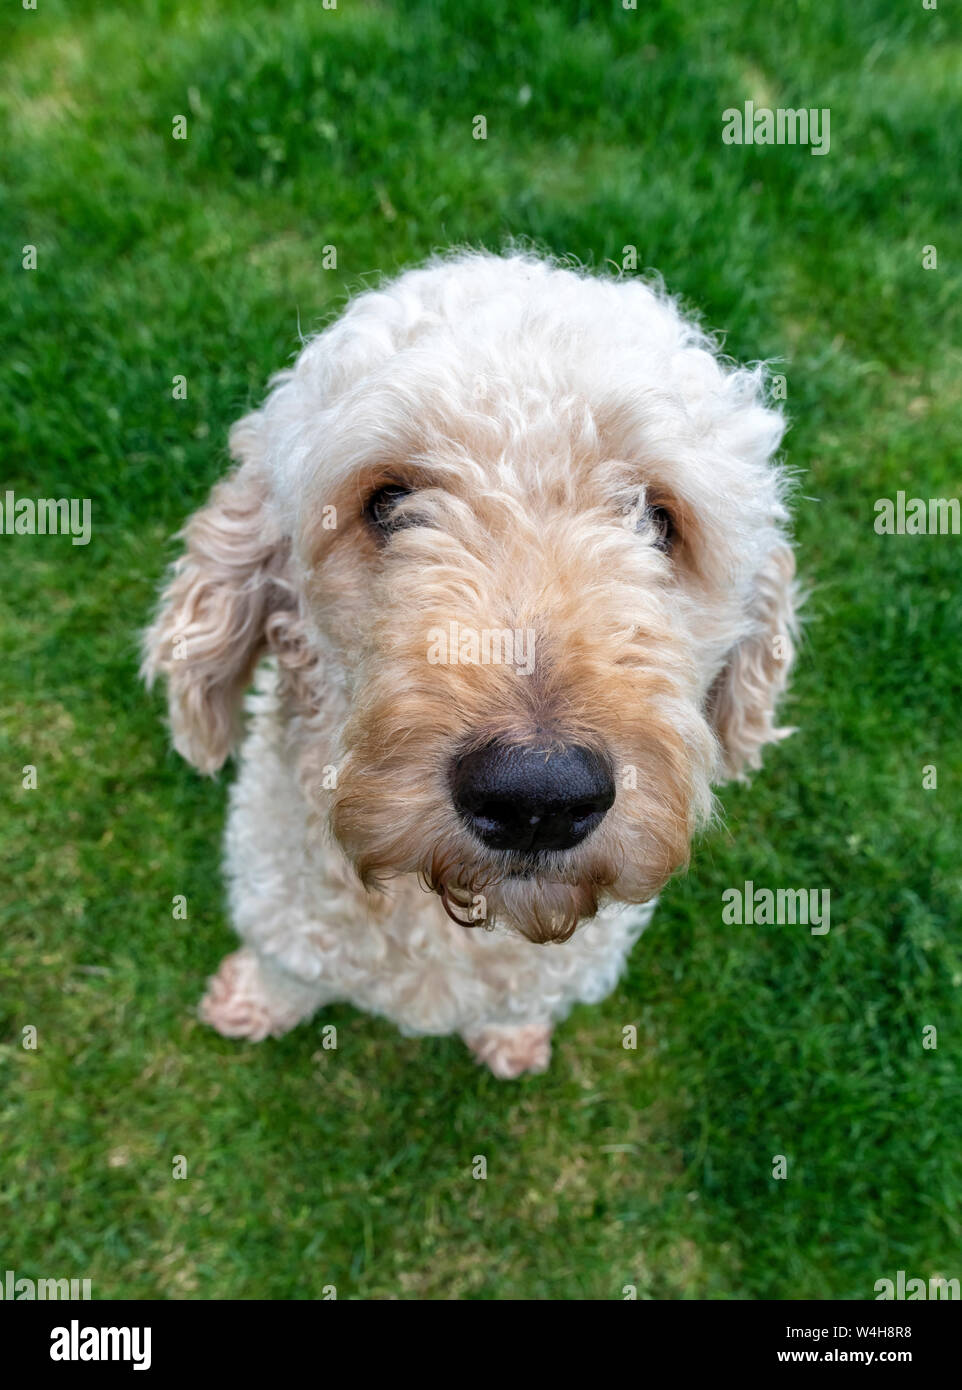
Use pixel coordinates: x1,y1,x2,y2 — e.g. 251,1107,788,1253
141,419,287,774
708,541,798,781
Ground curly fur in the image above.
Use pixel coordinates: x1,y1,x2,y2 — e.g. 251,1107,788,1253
142,249,797,1078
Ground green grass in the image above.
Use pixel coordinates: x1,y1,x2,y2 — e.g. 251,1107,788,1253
1,0,960,1300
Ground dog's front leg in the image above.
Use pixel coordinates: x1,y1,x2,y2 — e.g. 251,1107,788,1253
463,1023,553,1079
199,947,333,1042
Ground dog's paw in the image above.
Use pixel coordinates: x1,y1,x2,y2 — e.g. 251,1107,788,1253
464,1023,553,1079
198,948,281,1042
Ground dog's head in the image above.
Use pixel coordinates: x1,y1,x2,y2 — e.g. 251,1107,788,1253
143,251,796,942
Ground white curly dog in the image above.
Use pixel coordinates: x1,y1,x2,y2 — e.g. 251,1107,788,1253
143,250,796,1078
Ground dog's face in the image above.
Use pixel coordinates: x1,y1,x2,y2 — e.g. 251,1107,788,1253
144,252,796,942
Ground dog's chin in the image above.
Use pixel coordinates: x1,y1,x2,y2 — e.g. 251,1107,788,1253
430,860,614,944
338,814,682,944
486,876,607,943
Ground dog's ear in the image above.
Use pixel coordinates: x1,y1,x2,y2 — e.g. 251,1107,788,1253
141,416,287,774
708,540,798,781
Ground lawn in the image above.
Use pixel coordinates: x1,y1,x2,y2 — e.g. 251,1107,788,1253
1,0,959,1299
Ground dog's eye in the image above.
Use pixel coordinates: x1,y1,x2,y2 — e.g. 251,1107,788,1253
623,493,676,554
648,505,675,553
365,484,414,536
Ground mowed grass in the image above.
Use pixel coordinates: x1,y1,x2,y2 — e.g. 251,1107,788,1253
1,0,960,1300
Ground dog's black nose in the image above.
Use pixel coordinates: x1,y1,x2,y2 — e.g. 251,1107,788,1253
451,742,615,855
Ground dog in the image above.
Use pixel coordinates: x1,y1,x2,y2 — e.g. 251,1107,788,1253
143,250,797,1079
